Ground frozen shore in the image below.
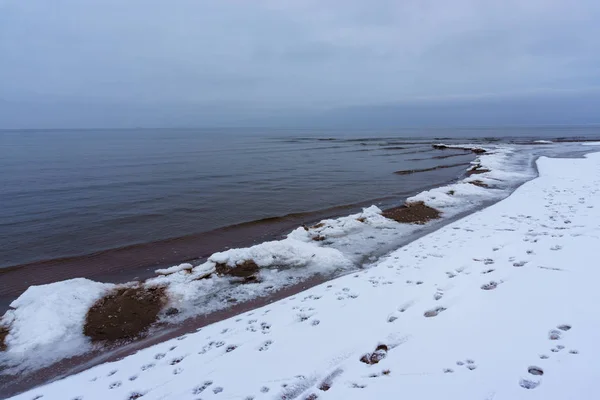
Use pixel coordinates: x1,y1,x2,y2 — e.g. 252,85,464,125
2,143,599,399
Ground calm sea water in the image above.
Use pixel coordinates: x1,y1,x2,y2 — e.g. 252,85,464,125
1,126,598,269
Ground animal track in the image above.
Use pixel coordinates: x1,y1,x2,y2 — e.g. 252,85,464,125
513,261,527,267
258,340,273,351
170,356,184,365
108,381,122,389
141,363,155,371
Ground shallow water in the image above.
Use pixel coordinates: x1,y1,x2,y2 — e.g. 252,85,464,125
0,126,598,272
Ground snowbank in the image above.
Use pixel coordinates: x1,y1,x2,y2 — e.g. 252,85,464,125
0,279,114,371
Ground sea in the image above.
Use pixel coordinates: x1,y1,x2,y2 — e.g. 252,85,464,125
1,126,599,307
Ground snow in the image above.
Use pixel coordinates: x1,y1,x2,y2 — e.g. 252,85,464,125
1,278,114,372
581,141,600,146
534,140,554,144
155,263,193,276
9,151,600,400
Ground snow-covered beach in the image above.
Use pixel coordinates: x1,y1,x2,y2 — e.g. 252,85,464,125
2,143,600,399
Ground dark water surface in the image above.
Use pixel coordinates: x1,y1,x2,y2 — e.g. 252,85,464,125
1,126,599,294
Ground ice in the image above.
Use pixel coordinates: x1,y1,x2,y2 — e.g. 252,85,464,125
9,150,600,400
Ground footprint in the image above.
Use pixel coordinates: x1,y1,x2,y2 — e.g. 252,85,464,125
107,370,118,377
109,381,122,389
550,245,563,251
155,353,166,360
433,291,444,301
481,281,500,290
569,349,579,354
226,345,237,353
398,301,414,313
513,261,527,267
193,381,213,395
173,367,183,375
360,344,388,365
213,387,224,394
557,324,571,331
260,386,270,393
528,366,544,376
424,307,446,318
129,375,138,381
141,363,155,371
311,319,320,326
548,330,562,340
481,269,495,274
519,378,540,389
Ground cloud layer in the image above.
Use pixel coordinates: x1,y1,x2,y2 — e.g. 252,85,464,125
1,0,599,127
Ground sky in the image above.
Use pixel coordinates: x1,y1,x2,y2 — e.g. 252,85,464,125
1,0,600,128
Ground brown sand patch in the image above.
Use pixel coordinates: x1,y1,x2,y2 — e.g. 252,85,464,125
312,235,326,241
215,260,259,278
381,202,441,224
84,286,167,342
466,166,491,176
0,325,8,352
311,222,325,229
469,180,489,188
432,144,486,154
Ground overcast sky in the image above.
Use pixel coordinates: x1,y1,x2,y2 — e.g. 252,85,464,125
1,0,599,128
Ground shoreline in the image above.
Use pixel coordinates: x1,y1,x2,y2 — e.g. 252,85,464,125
1,141,596,398
0,193,522,398
0,144,539,397
7,147,600,400
0,162,473,313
